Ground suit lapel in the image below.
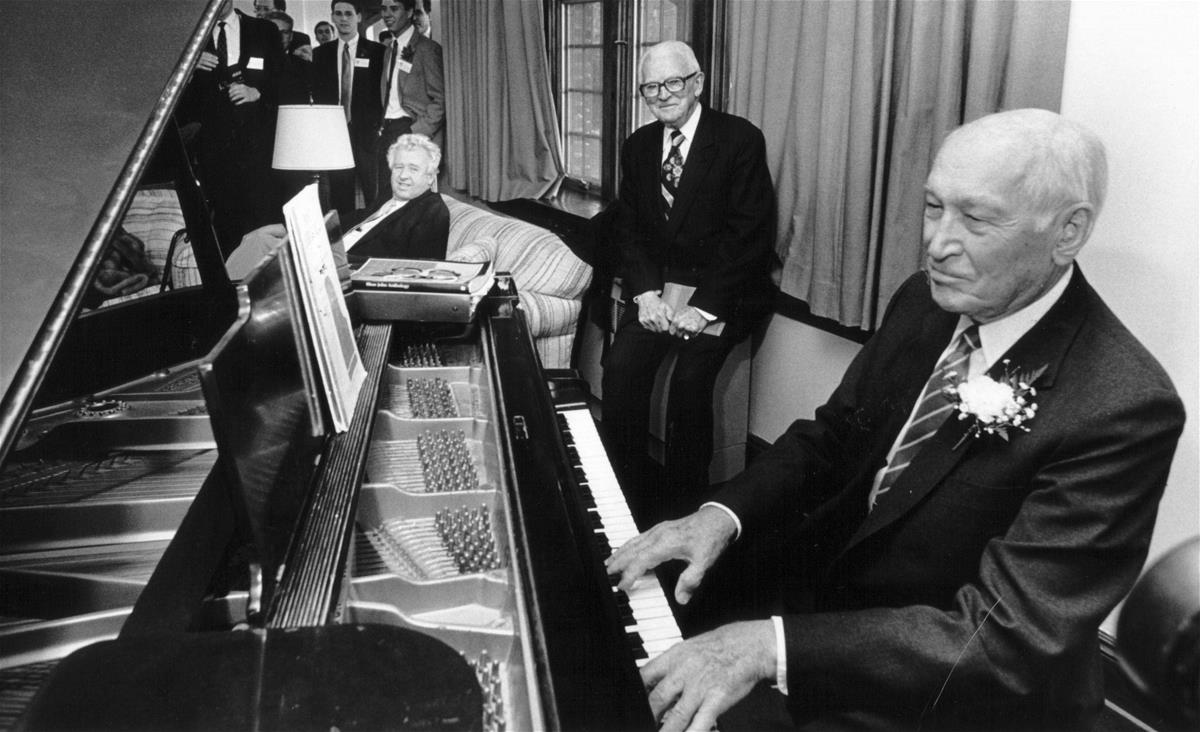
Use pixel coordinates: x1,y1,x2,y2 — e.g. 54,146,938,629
842,268,1091,553
665,108,717,235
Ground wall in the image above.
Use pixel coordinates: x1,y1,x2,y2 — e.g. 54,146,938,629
749,0,1199,578
1059,0,1199,567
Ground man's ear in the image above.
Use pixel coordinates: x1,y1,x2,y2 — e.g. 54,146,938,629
694,71,706,97
1052,203,1095,265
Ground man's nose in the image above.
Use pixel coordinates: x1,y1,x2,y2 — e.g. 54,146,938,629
925,215,962,260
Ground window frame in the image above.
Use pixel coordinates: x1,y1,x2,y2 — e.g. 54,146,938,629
546,0,722,203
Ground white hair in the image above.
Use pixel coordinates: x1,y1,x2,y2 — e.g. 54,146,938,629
387,133,441,172
638,40,701,79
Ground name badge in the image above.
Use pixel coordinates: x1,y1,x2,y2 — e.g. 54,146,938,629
397,60,413,74
246,56,264,70
355,57,371,68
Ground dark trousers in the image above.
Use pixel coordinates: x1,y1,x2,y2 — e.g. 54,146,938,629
199,119,276,257
601,319,739,526
375,116,414,197
329,126,379,219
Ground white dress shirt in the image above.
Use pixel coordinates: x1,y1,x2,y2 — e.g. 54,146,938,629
661,101,701,164
343,197,406,251
338,35,360,98
214,9,241,65
384,25,416,120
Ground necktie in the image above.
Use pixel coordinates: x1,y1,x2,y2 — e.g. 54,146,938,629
660,130,685,213
867,325,980,511
382,40,399,108
340,42,353,122
216,21,228,79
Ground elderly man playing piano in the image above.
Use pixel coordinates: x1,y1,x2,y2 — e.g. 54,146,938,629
605,109,1184,731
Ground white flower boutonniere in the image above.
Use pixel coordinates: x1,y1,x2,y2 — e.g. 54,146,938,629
942,360,1047,449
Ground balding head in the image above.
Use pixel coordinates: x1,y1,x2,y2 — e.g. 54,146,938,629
942,109,1108,227
923,110,1106,323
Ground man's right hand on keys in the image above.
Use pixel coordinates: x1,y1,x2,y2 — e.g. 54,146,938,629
605,505,737,605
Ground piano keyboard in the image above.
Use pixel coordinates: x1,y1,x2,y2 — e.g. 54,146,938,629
557,406,682,666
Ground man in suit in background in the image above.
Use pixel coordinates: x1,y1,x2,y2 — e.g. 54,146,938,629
341,133,449,264
376,0,445,192
254,0,311,56
601,41,776,524
311,0,383,218
188,0,285,256
606,109,1185,731
265,11,311,103
314,21,335,46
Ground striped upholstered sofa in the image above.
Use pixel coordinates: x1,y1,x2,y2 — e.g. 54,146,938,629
442,194,592,369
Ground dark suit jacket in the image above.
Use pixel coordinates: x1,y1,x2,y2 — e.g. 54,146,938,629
610,105,776,337
185,10,286,249
287,30,311,54
343,189,450,264
191,10,285,120
311,37,384,151
381,32,445,149
713,268,1184,730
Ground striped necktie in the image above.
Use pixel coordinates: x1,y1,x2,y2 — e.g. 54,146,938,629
340,42,353,122
660,129,684,214
867,324,980,511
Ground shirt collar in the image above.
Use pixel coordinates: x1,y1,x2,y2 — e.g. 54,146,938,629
395,25,415,48
953,263,1074,371
342,34,359,49
664,103,702,146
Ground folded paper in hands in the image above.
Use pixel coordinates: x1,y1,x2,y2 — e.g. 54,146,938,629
662,282,725,336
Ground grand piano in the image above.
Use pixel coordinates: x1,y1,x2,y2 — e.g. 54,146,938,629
0,2,679,729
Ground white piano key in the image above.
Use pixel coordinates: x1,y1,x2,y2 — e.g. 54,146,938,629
559,406,683,667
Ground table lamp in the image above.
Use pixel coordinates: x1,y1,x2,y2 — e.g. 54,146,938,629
272,104,355,211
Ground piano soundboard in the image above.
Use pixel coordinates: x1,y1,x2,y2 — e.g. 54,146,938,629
1,300,682,731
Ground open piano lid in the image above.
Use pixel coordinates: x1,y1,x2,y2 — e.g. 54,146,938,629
0,0,216,462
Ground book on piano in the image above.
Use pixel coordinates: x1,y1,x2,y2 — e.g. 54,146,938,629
352,258,493,294
351,257,495,323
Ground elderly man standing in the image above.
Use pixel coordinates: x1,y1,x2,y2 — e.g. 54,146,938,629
341,133,448,264
601,41,776,524
606,109,1184,731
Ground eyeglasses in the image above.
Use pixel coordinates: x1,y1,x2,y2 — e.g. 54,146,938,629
638,71,698,99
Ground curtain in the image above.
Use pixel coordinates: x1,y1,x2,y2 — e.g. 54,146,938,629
442,0,564,201
725,0,1070,330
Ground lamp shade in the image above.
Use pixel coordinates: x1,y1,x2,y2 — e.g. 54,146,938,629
272,104,355,171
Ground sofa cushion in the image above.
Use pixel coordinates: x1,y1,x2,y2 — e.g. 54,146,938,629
443,195,591,301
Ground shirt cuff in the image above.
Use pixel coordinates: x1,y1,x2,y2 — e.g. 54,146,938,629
693,307,716,322
632,290,661,305
698,501,742,541
771,615,788,695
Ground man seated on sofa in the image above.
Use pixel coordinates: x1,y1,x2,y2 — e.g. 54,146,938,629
224,134,448,278
341,133,450,264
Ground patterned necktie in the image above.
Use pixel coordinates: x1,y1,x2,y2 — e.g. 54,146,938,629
867,325,980,511
340,42,353,122
660,129,685,213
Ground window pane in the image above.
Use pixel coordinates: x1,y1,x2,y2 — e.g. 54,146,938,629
630,0,693,132
563,2,604,188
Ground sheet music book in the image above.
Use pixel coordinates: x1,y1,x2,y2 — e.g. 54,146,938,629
282,183,367,432
352,258,493,295
661,282,725,336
